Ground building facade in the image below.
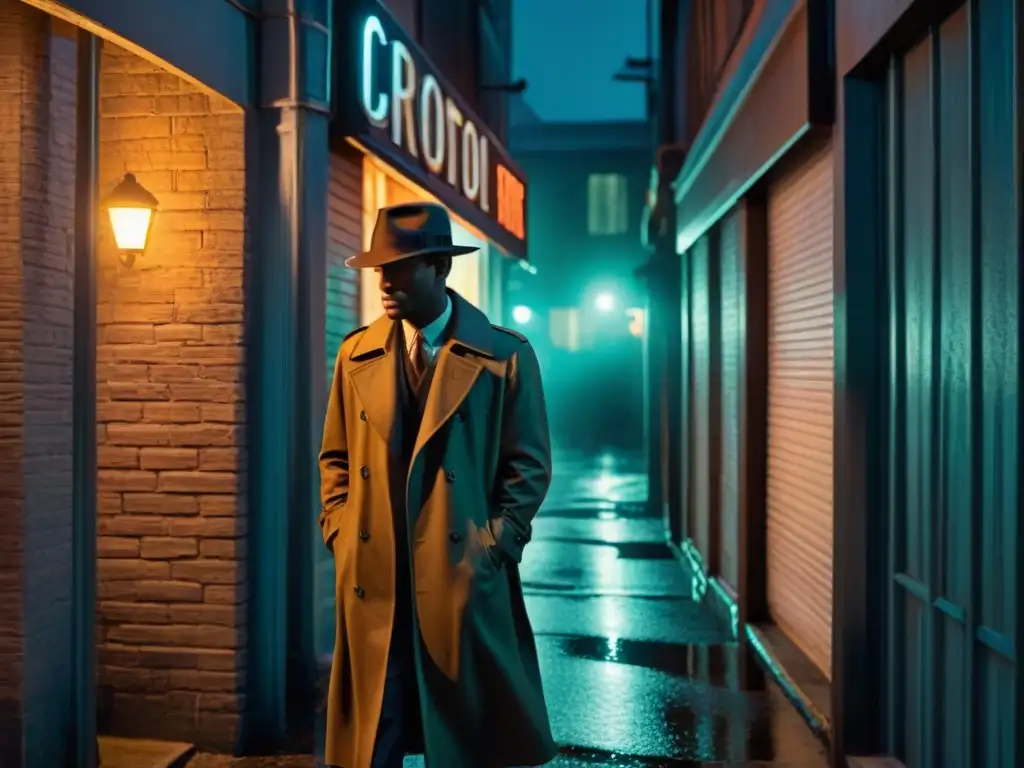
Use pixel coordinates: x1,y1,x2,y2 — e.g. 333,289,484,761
642,0,1021,765
510,107,652,453
0,0,522,765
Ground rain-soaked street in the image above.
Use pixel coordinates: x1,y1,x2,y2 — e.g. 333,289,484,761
189,452,828,768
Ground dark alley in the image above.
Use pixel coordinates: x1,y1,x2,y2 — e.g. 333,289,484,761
184,453,827,768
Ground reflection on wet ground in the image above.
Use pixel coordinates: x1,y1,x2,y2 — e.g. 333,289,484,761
189,452,827,767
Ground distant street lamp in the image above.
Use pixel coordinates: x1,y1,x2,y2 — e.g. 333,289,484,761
595,292,616,313
103,172,158,267
512,305,533,325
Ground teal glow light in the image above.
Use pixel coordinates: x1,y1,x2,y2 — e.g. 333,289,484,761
595,292,615,312
361,16,388,125
512,305,532,325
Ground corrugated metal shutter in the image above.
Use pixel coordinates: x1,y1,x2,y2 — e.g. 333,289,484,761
318,148,362,658
766,142,835,677
326,148,362,383
718,209,741,590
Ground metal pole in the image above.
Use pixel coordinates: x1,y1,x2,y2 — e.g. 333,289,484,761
72,28,99,768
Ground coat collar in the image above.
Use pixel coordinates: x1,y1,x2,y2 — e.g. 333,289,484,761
348,290,493,458
350,290,494,361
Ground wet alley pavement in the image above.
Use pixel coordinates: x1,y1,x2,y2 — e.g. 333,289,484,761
188,452,827,767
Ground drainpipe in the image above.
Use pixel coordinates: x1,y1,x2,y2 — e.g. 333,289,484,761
249,0,331,751
72,27,99,768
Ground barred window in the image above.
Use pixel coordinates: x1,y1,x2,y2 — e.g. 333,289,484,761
587,173,628,235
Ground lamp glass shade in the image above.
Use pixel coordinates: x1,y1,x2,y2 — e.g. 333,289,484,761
108,207,154,251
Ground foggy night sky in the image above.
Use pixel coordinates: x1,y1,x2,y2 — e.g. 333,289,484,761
512,0,649,123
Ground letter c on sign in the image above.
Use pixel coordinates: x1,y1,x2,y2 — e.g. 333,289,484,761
361,16,388,125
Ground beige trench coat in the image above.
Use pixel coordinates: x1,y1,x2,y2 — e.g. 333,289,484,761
318,292,557,768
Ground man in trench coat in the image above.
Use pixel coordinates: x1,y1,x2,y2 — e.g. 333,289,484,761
319,202,558,768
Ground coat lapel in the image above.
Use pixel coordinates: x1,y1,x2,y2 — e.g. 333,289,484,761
410,292,494,464
347,315,400,443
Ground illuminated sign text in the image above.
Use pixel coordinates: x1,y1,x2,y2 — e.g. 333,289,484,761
360,15,525,242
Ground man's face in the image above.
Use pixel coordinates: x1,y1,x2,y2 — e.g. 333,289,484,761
377,256,441,320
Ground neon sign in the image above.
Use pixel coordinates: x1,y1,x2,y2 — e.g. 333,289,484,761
359,14,525,243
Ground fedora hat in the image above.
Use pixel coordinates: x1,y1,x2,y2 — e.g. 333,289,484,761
346,202,479,269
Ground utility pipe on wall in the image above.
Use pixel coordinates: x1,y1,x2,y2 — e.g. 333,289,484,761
72,27,99,768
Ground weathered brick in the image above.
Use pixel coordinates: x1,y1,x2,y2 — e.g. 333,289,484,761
103,324,155,344
204,585,246,605
142,403,201,423
99,492,124,515
102,602,171,626
148,364,199,383
167,424,240,447
200,403,242,423
122,492,199,515
198,693,244,713
108,381,170,401
98,469,158,492
98,515,168,537
158,471,237,494
139,447,198,470
155,93,209,114
174,303,244,324
98,536,142,558
140,536,198,559
168,381,242,403
176,169,245,192
98,401,144,422
171,559,243,585
198,495,240,518
199,365,243,382
167,516,241,538
99,558,172,581
98,446,139,469
200,323,243,345
168,603,239,627
101,115,172,140
106,423,171,446
102,665,172,693
154,323,203,342
199,538,243,559
167,669,239,693
99,579,203,603
197,649,240,671
106,623,240,649
198,447,238,471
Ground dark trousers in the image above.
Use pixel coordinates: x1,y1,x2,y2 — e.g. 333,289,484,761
371,545,422,768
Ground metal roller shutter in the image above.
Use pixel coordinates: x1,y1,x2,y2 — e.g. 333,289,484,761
689,235,716,564
318,148,362,658
326,148,363,383
718,209,741,591
766,142,835,677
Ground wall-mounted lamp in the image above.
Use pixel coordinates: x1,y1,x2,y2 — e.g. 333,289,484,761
103,173,158,267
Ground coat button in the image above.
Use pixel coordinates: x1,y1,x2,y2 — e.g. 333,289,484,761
354,586,365,599
358,529,370,541
360,410,367,421
445,470,456,483
360,466,369,479
449,531,462,543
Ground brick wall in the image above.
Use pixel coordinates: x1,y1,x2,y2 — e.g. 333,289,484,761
0,2,77,765
95,43,249,751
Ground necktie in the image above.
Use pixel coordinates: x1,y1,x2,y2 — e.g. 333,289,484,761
408,329,427,387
